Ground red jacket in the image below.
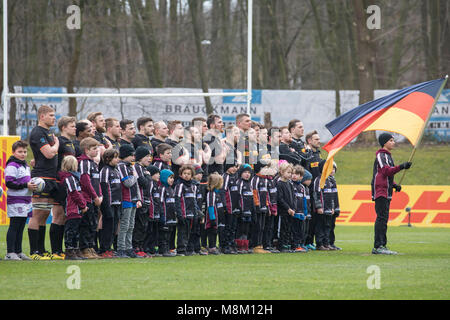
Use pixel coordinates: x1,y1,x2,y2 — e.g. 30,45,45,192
59,171,87,219
371,149,401,201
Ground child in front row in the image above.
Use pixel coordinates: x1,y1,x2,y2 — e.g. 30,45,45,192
78,137,103,259
174,164,200,256
144,165,161,256
60,156,88,260
313,161,340,251
99,149,122,257
205,173,224,255
4,140,36,260
301,170,313,250
116,144,142,258
188,165,207,255
276,162,295,253
291,165,307,253
159,169,177,257
235,164,256,254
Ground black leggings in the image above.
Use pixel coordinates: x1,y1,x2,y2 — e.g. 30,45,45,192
7,217,27,253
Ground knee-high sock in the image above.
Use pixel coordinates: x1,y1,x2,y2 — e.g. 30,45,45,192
38,225,47,254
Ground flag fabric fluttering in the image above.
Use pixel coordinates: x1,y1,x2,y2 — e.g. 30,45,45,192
320,77,448,188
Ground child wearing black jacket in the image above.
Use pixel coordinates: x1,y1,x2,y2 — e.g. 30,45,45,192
78,137,103,259
133,147,153,257
276,162,295,253
188,165,207,255
159,169,177,257
174,165,200,256
205,173,225,255
235,164,257,254
99,149,122,257
312,162,340,251
221,162,240,254
144,165,162,256
291,165,307,253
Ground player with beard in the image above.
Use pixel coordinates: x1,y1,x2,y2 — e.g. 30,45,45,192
88,112,111,150
132,117,154,155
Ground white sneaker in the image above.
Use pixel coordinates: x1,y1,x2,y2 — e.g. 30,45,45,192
17,253,32,260
4,253,21,260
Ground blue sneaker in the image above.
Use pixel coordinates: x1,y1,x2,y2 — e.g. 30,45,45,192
306,244,316,251
301,245,309,252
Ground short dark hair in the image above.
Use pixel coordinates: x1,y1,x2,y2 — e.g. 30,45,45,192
12,140,28,152
268,126,280,137
288,119,301,132
156,143,173,156
136,117,153,131
179,164,195,177
236,113,250,124
76,121,89,137
191,117,206,126
120,119,134,130
305,130,319,144
206,114,221,129
167,120,182,134
102,148,119,166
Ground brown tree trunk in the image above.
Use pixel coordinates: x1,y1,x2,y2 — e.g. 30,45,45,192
352,0,376,143
67,0,85,117
188,0,213,115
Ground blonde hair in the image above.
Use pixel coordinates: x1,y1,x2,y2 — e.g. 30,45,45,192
207,173,223,191
61,156,78,172
37,105,54,120
279,162,293,175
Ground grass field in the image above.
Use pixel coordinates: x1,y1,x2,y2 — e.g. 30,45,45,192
1,225,449,300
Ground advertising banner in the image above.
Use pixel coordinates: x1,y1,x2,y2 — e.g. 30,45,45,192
337,185,450,227
0,136,21,225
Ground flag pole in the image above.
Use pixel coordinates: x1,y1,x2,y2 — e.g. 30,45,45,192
398,75,448,185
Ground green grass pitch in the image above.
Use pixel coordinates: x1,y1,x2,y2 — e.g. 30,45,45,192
1,225,449,300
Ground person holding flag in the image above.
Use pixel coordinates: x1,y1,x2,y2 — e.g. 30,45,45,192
318,76,448,255
371,133,411,255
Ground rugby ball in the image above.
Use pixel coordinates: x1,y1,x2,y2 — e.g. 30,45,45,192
30,177,45,193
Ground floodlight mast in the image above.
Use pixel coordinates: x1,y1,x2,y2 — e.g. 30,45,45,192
1,0,254,135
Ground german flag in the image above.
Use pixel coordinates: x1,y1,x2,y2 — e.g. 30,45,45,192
320,77,448,188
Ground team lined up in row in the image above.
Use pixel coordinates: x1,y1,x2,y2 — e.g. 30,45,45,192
3,105,341,260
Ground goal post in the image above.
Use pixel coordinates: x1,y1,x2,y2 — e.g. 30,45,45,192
1,0,254,136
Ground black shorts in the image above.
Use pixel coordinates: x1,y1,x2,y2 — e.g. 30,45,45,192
32,178,62,205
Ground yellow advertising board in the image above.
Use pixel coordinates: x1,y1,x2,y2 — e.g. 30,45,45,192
0,136,22,226
337,185,450,227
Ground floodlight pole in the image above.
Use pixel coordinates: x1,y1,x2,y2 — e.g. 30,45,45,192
247,0,253,119
2,0,8,136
